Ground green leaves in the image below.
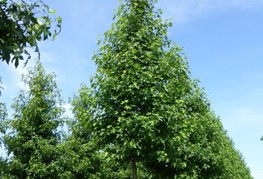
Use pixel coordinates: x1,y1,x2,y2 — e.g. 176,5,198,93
80,0,253,178
2,61,65,178
0,0,249,178
0,0,62,67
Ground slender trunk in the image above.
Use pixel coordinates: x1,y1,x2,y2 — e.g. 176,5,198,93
131,155,137,179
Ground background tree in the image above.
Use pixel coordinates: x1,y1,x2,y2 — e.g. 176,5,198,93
0,78,7,138
56,88,103,178
0,101,6,143
75,0,252,178
0,0,61,67
0,102,7,178
2,61,64,178
0,78,8,178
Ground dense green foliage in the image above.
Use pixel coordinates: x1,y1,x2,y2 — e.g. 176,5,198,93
0,0,253,178
0,79,6,178
70,0,252,178
0,100,6,136
0,0,61,67
0,78,7,145
63,86,153,178
1,61,64,178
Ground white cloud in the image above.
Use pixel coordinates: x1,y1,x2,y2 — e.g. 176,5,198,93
9,66,29,91
218,106,263,179
231,107,263,125
157,0,263,23
253,172,263,179
219,106,263,138
63,103,73,118
5,59,36,92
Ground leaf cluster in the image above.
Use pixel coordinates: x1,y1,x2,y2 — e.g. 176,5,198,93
0,0,61,67
1,61,64,178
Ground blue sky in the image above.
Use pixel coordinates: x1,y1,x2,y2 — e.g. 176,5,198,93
1,0,263,178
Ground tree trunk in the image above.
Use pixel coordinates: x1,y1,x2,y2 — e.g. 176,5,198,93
131,155,137,179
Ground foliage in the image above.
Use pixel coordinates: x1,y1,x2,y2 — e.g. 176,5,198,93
61,85,154,178
0,0,253,178
0,99,7,143
0,78,7,178
0,0,61,67
0,78,7,146
1,61,64,178
71,0,253,178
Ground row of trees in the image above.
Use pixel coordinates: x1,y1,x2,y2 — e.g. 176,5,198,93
0,60,252,178
0,0,253,178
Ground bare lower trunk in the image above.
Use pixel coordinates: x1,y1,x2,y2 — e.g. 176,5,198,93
131,155,137,179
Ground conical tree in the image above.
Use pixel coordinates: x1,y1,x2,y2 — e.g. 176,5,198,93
76,0,252,178
0,77,7,178
2,61,64,178
0,78,7,138
0,79,8,178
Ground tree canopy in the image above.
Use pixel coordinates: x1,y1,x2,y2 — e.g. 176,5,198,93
71,0,252,178
0,0,61,67
1,61,64,178
0,78,7,142
0,0,254,178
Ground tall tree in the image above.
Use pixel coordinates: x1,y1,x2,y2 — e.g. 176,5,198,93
0,0,61,67
75,0,252,178
0,78,8,178
0,77,7,147
0,78,7,136
0,100,6,141
2,61,64,178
